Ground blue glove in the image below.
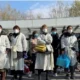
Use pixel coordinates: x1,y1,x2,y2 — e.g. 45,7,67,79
23,51,28,59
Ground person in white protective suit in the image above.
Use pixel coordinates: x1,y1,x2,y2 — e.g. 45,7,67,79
35,24,54,80
61,25,79,79
0,25,10,80
10,25,27,80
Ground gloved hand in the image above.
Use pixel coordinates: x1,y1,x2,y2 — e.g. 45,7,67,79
61,48,65,54
23,51,27,58
71,47,76,51
6,48,11,54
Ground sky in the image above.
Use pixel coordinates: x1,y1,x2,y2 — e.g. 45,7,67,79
0,0,74,18
0,1,74,12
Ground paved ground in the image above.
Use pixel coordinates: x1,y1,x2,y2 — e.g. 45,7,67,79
5,63,80,80
6,70,80,80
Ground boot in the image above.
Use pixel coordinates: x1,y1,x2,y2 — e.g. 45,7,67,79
11,70,18,80
38,75,41,80
11,75,18,80
46,71,49,80
38,70,42,80
18,76,22,80
18,70,23,80
65,73,70,79
14,71,18,79
70,66,75,79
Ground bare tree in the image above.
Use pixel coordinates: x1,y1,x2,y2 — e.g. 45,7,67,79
35,13,42,19
0,1,79,20
49,1,70,18
26,10,35,19
0,4,27,20
69,0,80,17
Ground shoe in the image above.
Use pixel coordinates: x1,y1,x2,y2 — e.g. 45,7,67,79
46,78,49,80
27,71,32,77
65,74,70,79
11,77,17,80
58,67,64,73
53,73,58,76
11,78,14,80
14,76,18,79
70,76,75,79
38,75,41,80
18,77,22,80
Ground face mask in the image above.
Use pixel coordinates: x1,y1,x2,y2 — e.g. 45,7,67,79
14,29,19,34
42,29,48,33
68,29,73,33
34,34,38,38
52,31,57,35
0,29,2,33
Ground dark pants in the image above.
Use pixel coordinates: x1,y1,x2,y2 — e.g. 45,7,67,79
11,70,23,80
38,70,49,80
38,70,42,80
53,49,58,73
29,54,36,73
77,54,80,63
65,65,76,78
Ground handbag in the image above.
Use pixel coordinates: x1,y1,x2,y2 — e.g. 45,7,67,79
35,44,46,52
56,54,70,68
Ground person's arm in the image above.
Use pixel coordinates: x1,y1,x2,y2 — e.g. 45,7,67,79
74,36,79,54
37,36,46,44
45,34,53,44
5,36,11,53
61,36,66,54
22,34,27,51
22,34,28,58
56,34,60,49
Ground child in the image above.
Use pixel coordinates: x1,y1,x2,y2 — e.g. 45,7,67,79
24,52,33,77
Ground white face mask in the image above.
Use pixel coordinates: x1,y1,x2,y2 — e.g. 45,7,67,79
43,29,48,33
14,29,19,33
0,29,2,33
68,29,73,33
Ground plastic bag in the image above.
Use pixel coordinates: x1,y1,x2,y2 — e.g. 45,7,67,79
56,54,70,68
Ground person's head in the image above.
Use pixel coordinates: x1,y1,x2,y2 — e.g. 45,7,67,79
41,24,48,34
13,25,20,34
67,25,73,33
32,31,38,38
0,25,2,33
62,29,67,34
51,27,57,35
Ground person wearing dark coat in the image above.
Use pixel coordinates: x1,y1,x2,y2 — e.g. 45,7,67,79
76,35,80,72
51,27,59,76
77,36,80,63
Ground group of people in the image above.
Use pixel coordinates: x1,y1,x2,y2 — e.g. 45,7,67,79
0,24,79,80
